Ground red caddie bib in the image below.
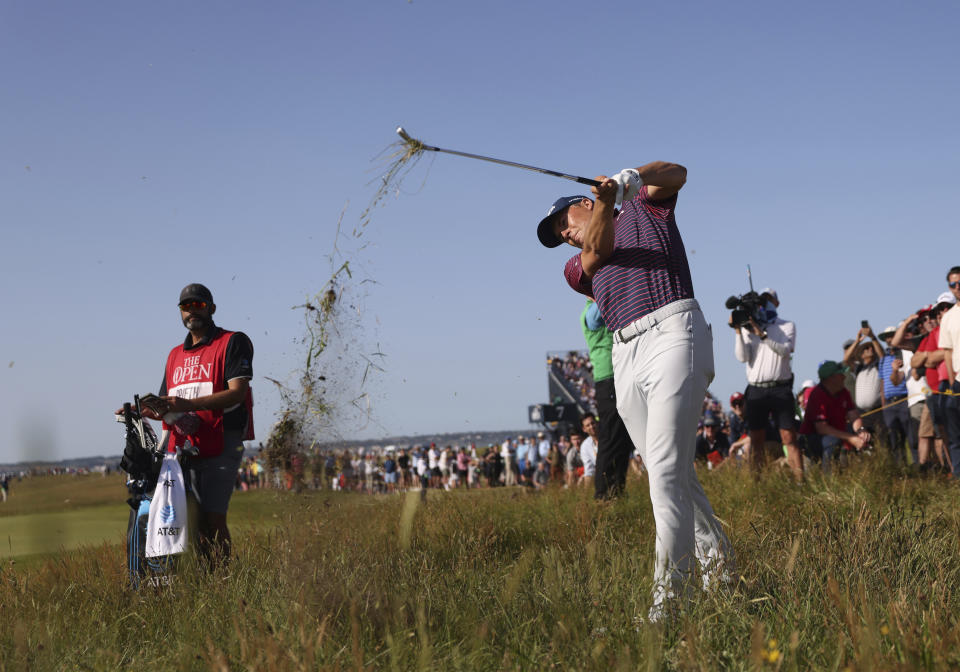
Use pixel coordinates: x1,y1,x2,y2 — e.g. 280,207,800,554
163,330,254,457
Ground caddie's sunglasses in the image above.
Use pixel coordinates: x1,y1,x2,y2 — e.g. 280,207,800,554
179,300,208,311
949,281,960,289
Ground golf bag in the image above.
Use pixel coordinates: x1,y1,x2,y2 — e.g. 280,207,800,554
117,400,178,588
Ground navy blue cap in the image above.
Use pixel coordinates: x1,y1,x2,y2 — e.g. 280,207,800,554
179,283,214,305
537,195,590,248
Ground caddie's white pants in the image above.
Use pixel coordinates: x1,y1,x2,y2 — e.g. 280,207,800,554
612,301,735,615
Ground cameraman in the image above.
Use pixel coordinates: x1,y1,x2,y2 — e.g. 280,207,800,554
731,288,802,480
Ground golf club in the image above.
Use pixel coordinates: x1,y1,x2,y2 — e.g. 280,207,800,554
396,127,601,187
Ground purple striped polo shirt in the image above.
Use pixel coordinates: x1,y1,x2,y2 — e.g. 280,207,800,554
563,185,694,332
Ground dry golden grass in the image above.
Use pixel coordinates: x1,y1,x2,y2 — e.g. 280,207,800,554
1,457,959,670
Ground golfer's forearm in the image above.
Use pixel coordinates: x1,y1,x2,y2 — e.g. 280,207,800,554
945,350,954,385
635,161,687,188
581,204,616,273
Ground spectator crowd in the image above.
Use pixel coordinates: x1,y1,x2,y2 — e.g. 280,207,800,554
548,351,596,412
696,267,960,479
241,267,960,498
29,270,960,502
286,423,645,496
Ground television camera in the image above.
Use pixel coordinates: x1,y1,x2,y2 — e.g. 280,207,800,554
725,265,769,331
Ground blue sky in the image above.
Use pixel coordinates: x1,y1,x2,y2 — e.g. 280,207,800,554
2,1,958,462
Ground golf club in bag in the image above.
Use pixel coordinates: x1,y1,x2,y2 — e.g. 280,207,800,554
117,395,177,588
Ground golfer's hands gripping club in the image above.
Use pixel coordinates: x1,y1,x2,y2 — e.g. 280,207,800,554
611,168,642,207
581,175,620,275
591,175,621,207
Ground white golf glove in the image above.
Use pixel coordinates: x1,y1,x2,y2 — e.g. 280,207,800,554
612,168,642,207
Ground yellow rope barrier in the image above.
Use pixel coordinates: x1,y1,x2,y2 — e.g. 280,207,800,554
858,389,959,418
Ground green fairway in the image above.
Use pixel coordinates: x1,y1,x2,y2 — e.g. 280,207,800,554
0,476,286,560
0,473,128,517
0,504,126,559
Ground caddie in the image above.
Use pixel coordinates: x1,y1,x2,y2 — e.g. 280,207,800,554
536,163,734,621
580,297,637,499
142,283,254,565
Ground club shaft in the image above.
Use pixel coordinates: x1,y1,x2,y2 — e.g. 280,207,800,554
428,145,601,186
398,127,600,187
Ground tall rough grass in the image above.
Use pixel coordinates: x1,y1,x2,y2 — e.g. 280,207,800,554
2,457,959,670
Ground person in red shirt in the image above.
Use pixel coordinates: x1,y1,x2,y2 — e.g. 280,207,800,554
910,295,956,471
893,306,937,467
800,361,870,475
143,283,254,565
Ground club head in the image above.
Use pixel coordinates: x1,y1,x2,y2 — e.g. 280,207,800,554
396,126,413,143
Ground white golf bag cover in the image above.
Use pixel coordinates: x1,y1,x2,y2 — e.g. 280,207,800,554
145,452,188,557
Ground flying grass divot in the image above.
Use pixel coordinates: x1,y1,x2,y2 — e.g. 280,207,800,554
395,127,425,157
360,128,428,230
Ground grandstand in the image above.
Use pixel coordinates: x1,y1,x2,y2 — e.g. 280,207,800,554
528,351,595,431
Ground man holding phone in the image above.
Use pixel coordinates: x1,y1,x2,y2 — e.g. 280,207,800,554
877,325,910,464
844,323,886,436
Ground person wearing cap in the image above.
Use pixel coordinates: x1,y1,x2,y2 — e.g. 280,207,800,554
535,163,734,620
911,292,956,471
874,324,911,464
581,297,638,499
794,379,819,461
799,362,871,475
140,283,254,565
937,266,960,477
695,414,730,467
731,287,802,480
515,434,528,476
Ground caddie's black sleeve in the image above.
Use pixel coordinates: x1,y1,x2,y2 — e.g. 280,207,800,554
224,332,254,381
159,373,167,396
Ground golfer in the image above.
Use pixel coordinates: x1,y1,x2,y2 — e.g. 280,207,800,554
536,163,734,620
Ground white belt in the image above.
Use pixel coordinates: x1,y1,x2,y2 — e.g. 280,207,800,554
612,299,700,344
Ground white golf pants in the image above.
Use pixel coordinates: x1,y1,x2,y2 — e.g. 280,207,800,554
612,301,735,614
